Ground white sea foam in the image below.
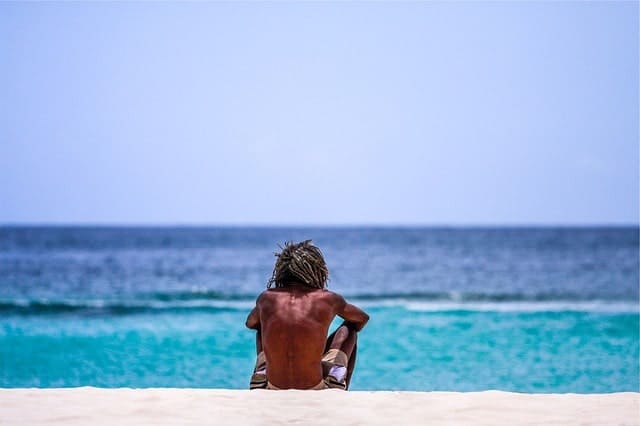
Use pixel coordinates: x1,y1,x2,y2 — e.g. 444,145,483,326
384,300,639,313
1,297,637,314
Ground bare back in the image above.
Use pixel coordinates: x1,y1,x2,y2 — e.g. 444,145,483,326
256,286,344,389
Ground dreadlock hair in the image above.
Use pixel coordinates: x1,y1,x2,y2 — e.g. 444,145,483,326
267,240,329,289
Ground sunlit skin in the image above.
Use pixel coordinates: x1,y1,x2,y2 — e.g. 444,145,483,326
246,283,369,389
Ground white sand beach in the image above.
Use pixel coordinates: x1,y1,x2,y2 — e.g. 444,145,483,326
0,388,637,426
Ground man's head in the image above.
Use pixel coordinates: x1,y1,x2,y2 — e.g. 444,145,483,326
267,240,329,289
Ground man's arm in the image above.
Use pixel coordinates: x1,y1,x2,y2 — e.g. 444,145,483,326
335,294,369,332
245,305,260,330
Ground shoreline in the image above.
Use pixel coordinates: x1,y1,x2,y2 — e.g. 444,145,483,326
1,388,637,425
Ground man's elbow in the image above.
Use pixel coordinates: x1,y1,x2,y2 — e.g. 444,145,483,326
348,313,369,332
358,313,370,331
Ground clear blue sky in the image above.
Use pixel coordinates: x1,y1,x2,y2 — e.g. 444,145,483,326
1,1,637,225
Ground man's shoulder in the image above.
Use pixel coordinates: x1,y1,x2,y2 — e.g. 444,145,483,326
256,288,300,300
316,289,347,307
320,289,344,299
256,289,276,300
259,288,344,301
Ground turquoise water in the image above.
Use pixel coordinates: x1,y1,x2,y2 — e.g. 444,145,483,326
1,227,638,391
1,307,637,392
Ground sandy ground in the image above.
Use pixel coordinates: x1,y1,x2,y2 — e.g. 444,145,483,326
0,388,638,426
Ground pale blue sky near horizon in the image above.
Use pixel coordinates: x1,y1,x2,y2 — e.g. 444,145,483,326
1,1,638,226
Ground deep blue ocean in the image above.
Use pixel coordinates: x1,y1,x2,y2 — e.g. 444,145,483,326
0,227,638,392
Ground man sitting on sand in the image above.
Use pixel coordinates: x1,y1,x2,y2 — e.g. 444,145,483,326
245,240,369,390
